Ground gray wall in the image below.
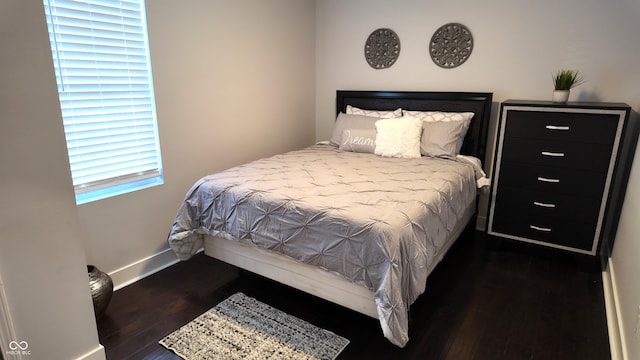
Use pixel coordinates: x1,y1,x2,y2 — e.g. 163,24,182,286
0,1,104,359
76,0,317,287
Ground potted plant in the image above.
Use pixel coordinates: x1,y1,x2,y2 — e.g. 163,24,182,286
552,70,584,103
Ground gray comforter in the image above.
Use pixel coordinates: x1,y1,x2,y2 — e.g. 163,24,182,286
168,144,477,347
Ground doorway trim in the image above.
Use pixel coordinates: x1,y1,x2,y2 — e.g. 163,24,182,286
0,273,24,360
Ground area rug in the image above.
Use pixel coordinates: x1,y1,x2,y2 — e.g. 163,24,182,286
159,292,349,360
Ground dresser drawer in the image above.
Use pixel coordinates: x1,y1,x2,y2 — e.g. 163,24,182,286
503,110,619,144
490,214,595,251
497,163,607,198
501,137,613,172
494,187,601,225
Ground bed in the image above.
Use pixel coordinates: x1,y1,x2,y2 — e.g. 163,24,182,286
167,90,493,347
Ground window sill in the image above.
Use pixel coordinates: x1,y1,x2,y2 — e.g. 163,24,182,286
76,175,164,205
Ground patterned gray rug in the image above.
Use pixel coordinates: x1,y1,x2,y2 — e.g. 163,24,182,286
159,292,349,360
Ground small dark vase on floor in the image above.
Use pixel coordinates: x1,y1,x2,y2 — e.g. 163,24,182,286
88,265,113,319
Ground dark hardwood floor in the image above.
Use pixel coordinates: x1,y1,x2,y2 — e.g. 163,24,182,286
97,231,611,359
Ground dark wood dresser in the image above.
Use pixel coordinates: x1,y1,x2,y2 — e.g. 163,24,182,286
486,100,636,268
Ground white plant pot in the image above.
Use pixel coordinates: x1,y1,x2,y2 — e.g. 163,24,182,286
552,90,570,103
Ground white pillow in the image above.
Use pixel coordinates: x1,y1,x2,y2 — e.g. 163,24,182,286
402,110,474,123
374,116,423,158
347,105,402,118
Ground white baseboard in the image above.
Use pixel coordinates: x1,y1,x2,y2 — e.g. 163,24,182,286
109,248,181,291
603,259,626,360
76,345,105,360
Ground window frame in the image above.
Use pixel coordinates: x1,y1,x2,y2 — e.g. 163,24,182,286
43,0,163,204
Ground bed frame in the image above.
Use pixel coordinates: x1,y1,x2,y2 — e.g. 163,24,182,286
204,90,493,319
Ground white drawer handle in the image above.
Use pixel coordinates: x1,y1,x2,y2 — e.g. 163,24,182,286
546,125,570,131
530,225,552,232
537,176,560,183
534,201,556,208
541,151,565,157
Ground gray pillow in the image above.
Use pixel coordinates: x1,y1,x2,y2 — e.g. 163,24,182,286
330,112,382,146
420,120,470,159
339,129,376,153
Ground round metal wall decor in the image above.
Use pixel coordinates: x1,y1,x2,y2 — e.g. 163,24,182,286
364,28,400,69
429,23,473,68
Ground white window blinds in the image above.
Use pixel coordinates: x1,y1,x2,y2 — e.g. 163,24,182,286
43,0,162,204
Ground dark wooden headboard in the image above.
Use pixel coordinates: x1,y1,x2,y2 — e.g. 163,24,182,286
336,90,493,161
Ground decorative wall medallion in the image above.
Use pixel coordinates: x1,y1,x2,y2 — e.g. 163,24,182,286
364,28,400,69
429,23,473,68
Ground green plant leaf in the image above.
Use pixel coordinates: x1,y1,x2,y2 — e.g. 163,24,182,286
553,70,584,90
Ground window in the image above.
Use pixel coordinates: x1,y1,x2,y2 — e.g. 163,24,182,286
43,0,163,204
